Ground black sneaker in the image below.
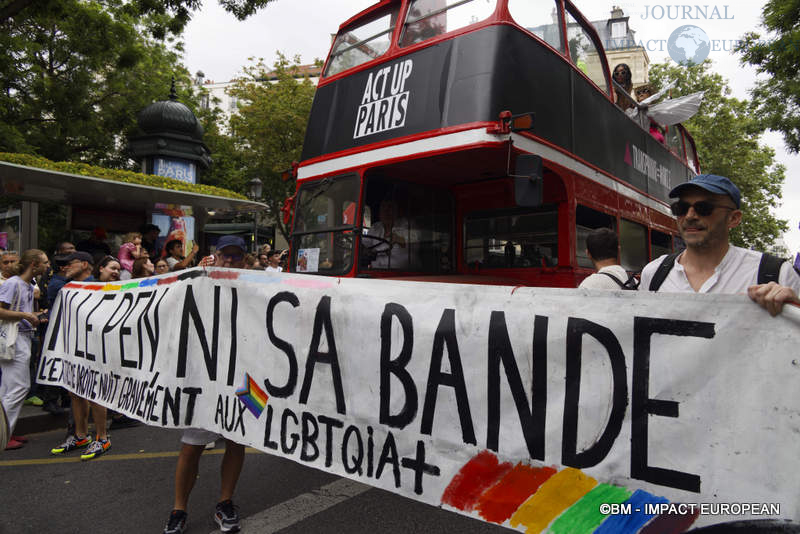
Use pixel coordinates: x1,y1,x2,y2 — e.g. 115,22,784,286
214,500,240,533
163,510,187,534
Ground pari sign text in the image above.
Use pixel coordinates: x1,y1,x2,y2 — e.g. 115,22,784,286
354,59,413,139
38,269,800,532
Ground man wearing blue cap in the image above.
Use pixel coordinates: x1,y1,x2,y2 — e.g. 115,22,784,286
164,235,247,534
640,174,800,316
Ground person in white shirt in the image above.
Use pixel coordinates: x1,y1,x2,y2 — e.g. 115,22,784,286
639,174,800,316
264,249,284,272
578,228,631,289
363,199,411,270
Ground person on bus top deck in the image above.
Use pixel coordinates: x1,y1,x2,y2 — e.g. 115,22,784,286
613,63,636,110
163,235,247,534
635,84,666,145
639,174,800,316
364,197,411,270
578,228,630,289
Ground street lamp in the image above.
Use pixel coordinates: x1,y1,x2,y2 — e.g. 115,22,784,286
247,178,263,253
247,177,263,200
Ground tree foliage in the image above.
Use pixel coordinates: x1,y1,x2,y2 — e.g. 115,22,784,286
648,60,787,251
0,0,196,166
221,54,318,241
0,0,276,38
737,0,800,153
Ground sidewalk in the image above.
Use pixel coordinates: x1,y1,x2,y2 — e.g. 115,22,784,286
15,404,69,436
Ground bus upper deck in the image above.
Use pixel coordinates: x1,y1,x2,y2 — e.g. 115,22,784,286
289,0,700,287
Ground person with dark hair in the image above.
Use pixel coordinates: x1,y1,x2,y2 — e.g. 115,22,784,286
139,223,162,259
640,174,800,315
264,249,285,272
154,258,170,275
76,227,111,265
92,255,121,282
579,228,630,289
130,257,155,279
165,239,199,272
55,241,76,256
0,249,49,450
163,236,248,534
612,63,635,110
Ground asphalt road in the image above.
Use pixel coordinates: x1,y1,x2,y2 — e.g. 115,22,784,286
0,424,510,534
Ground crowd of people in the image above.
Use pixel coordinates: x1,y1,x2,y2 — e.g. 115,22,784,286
0,227,283,532
0,223,284,450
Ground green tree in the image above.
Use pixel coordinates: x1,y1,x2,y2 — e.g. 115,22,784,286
0,0,276,38
225,54,318,240
737,0,800,153
648,60,787,251
0,0,196,166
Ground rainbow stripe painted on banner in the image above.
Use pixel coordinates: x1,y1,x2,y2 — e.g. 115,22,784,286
235,373,269,418
441,451,698,533
62,268,336,292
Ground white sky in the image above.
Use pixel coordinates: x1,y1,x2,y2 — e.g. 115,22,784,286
182,0,799,255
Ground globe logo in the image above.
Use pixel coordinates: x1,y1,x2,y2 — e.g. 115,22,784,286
667,25,711,65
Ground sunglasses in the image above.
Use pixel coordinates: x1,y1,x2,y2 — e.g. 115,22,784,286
670,200,736,217
220,253,244,261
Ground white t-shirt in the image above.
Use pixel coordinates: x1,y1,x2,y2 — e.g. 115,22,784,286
364,219,411,269
265,265,282,272
166,256,180,270
639,246,800,294
578,265,630,289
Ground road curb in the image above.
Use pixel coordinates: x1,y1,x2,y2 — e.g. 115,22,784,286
15,406,69,436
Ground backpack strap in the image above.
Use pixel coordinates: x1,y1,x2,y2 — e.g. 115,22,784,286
599,272,626,288
757,253,785,285
648,251,682,292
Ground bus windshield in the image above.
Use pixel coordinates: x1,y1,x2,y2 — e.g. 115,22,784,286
325,5,401,77
359,178,453,273
400,0,496,47
292,175,359,275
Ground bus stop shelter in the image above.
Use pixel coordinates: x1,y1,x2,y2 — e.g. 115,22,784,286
0,160,266,252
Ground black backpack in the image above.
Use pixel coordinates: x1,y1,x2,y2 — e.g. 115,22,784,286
648,251,785,291
599,271,640,290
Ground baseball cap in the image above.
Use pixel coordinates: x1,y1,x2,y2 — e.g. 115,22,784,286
56,251,94,265
669,174,741,209
216,235,246,252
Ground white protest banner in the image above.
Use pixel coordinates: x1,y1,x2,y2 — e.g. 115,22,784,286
39,268,800,533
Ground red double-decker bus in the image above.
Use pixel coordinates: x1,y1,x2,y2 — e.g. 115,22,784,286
287,0,700,287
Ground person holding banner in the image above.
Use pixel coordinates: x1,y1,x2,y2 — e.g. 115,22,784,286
164,235,247,534
49,252,112,459
0,249,49,450
641,174,800,315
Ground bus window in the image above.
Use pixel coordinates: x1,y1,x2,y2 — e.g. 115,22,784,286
665,126,685,160
464,207,558,268
576,204,616,268
400,0,496,47
507,0,564,53
325,6,400,77
651,229,671,259
360,181,453,272
619,218,648,271
564,9,608,93
292,175,360,274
